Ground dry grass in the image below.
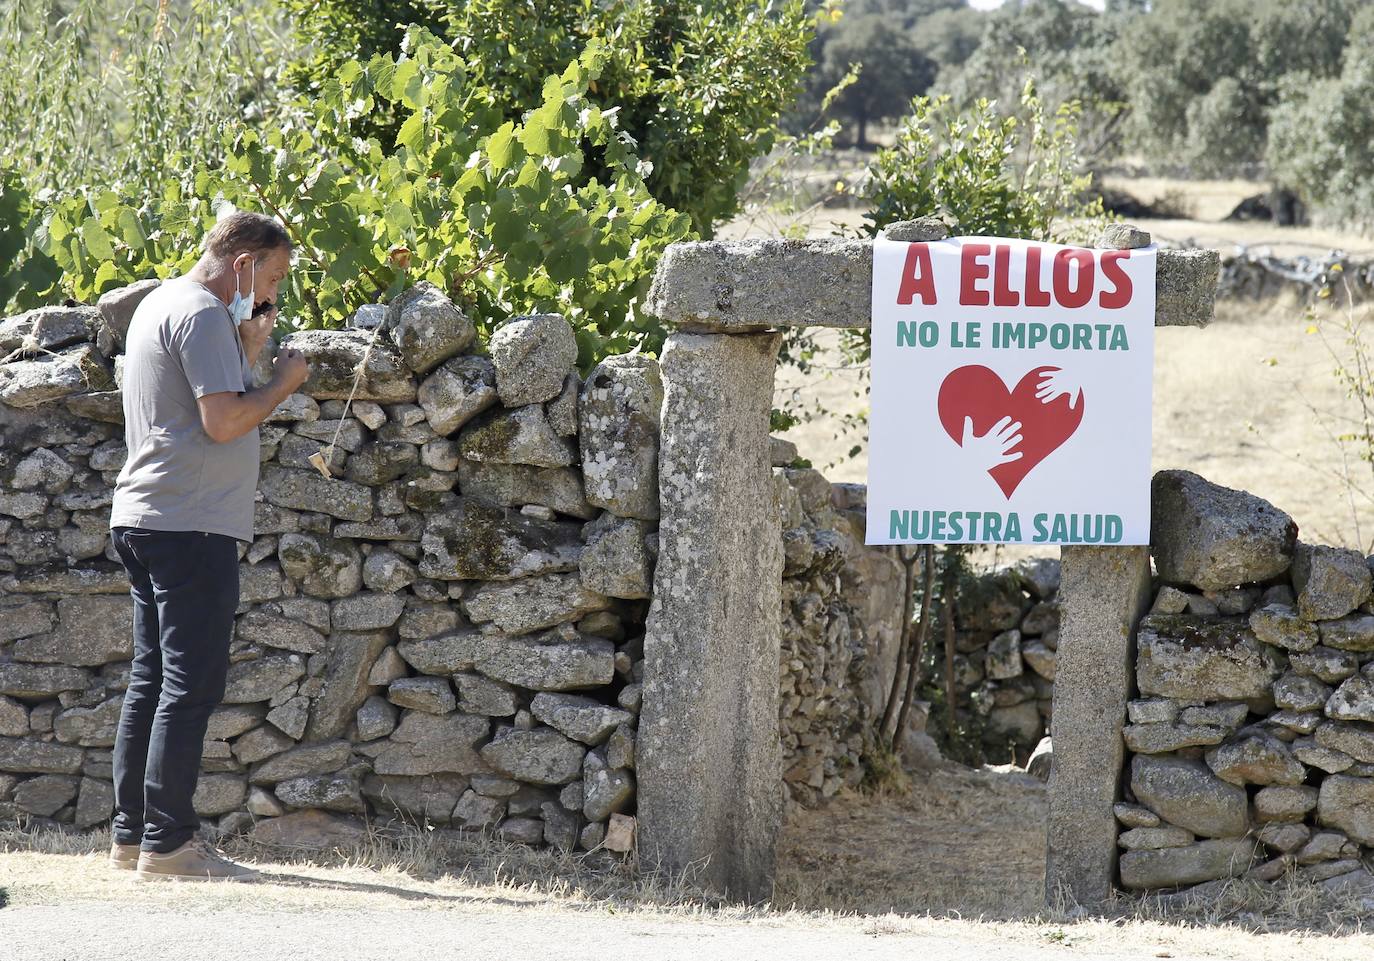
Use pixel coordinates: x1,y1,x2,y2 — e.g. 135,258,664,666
0,816,737,917
1153,297,1374,553
776,767,1046,918
777,767,1374,938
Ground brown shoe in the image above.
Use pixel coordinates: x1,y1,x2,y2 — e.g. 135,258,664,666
136,836,260,883
109,841,141,871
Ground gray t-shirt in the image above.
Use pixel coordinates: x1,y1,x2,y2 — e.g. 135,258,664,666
110,276,259,542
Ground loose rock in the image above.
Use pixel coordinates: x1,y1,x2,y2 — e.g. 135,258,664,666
1249,604,1319,652
385,282,475,375
459,405,575,468
1120,839,1259,890
530,693,632,745
1136,615,1283,701
417,356,499,436
579,355,662,520
1150,470,1297,590
479,727,585,785
1205,733,1306,786
462,573,611,634
1317,775,1374,845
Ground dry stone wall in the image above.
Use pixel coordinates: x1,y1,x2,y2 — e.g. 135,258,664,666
1117,469,1374,894
1217,250,1374,303
769,454,1064,797
0,281,911,854
947,559,1060,760
774,464,881,805
0,282,655,854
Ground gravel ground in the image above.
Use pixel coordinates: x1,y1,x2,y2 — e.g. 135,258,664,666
0,900,1125,961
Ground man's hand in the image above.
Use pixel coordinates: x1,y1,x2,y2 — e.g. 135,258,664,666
238,306,276,364
272,347,310,394
197,348,311,444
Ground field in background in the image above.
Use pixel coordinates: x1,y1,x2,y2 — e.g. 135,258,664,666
1099,175,1374,256
726,175,1374,555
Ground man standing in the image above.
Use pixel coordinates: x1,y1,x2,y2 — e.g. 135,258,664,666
106,210,309,881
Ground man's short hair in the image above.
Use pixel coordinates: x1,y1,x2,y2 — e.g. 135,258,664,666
204,210,292,262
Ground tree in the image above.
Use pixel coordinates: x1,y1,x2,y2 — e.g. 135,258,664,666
913,5,986,75
786,0,969,137
937,0,1127,160
282,0,816,237
1267,7,1374,231
808,12,937,146
1115,0,1357,176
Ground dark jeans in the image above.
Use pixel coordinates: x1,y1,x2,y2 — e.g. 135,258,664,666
110,527,239,853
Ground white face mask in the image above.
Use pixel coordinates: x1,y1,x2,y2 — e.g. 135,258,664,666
227,255,255,325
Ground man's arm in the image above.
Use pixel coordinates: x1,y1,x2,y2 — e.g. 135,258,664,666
197,348,309,444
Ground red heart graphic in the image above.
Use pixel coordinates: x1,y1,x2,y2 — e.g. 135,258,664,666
937,365,1085,498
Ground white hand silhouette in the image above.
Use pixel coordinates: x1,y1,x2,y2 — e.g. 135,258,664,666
1035,368,1082,409
960,415,1023,470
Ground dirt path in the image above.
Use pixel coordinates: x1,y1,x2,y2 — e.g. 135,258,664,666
0,900,1133,961
5,768,1374,961
777,767,1046,917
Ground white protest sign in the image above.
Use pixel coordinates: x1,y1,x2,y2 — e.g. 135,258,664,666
865,236,1157,546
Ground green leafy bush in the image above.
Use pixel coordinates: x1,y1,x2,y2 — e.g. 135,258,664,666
282,0,815,237
799,8,937,148
863,82,1106,242
0,0,300,313
24,28,694,366
0,169,61,312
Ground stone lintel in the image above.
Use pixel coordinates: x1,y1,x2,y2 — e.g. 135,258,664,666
1045,545,1152,908
637,330,784,903
644,238,1218,332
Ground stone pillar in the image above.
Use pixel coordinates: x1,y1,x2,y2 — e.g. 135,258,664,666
638,330,784,903
1044,545,1152,907
1044,224,1158,908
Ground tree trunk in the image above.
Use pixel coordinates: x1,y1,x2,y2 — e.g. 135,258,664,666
892,544,936,753
943,559,958,737
878,547,919,740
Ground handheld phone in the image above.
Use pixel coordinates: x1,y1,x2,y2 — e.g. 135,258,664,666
250,300,276,319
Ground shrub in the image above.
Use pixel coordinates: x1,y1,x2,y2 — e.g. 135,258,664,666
282,0,816,238
862,81,1105,242
21,29,694,367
